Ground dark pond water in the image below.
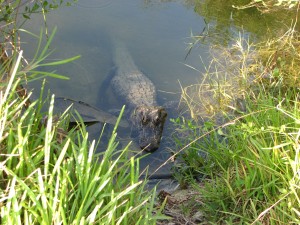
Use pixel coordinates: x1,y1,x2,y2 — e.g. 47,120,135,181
22,0,295,176
23,0,208,176
25,0,207,103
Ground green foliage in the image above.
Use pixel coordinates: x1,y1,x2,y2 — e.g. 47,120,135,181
174,88,300,223
0,52,161,224
256,30,300,90
215,95,299,224
171,117,226,176
0,0,77,57
0,0,76,22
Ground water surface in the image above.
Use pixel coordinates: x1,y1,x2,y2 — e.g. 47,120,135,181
22,0,297,176
25,0,207,103
22,0,208,175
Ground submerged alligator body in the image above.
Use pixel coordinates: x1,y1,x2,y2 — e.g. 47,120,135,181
111,41,167,152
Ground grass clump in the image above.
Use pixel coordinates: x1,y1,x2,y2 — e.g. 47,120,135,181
0,46,161,225
257,26,300,89
173,15,300,224
193,95,300,224
180,32,256,123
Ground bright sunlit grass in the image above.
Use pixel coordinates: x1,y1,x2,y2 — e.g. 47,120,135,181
0,47,162,225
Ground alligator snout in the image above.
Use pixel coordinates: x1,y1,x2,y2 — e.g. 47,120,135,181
139,140,159,152
139,132,162,152
131,106,167,152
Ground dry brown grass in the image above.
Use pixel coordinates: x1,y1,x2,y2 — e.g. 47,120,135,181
180,33,257,123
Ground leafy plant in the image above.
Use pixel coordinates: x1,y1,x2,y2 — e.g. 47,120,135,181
0,0,76,22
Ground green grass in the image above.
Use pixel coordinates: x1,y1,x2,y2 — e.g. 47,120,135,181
175,86,300,224
173,20,300,224
0,42,164,225
192,94,300,224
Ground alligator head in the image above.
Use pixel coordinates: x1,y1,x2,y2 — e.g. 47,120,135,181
131,105,167,152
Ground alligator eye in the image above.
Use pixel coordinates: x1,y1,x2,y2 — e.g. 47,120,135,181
153,117,160,125
142,116,148,125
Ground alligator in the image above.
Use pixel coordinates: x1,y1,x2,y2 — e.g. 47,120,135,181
110,41,167,152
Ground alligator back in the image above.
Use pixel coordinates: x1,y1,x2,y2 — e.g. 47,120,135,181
111,41,157,108
110,40,167,152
